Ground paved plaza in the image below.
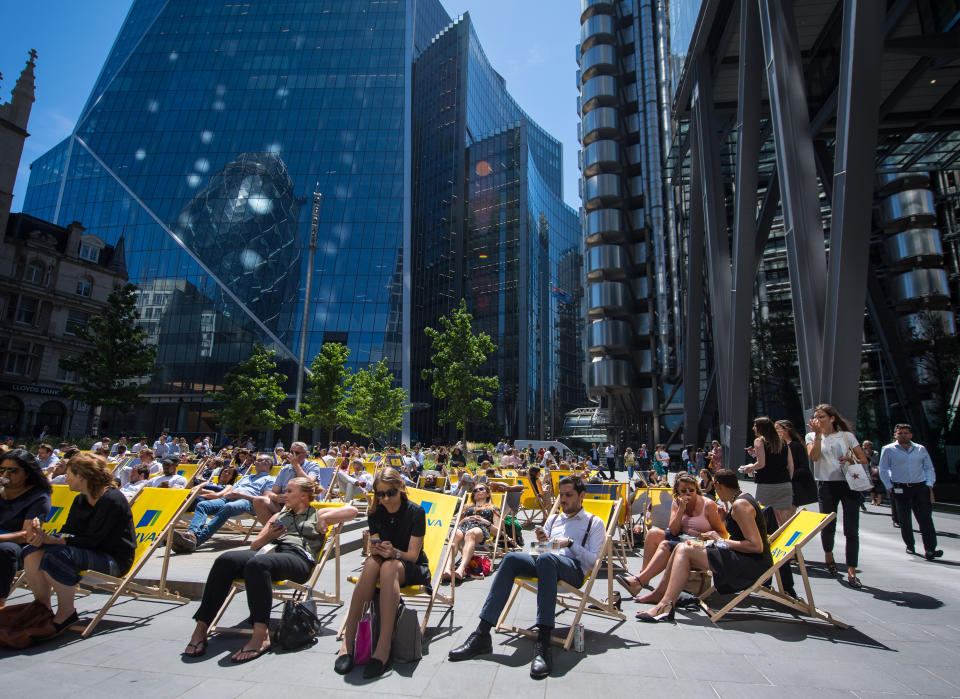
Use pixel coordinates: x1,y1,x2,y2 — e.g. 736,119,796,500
4,481,960,698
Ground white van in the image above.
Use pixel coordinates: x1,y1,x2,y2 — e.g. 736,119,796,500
514,439,577,460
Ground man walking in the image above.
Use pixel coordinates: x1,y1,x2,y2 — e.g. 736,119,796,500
448,475,605,678
878,424,942,560
604,442,616,480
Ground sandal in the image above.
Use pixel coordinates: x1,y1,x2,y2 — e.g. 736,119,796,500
182,639,208,658
847,574,863,590
230,644,271,664
454,572,464,586
615,573,648,596
441,571,452,585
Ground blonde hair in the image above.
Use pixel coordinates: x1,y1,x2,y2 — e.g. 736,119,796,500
286,476,317,499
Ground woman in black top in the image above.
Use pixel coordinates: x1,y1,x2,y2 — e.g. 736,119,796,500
0,449,51,608
449,446,467,470
21,453,136,634
776,420,818,508
184,477,356,662
443,484,500,584
742,416,795,526
698,468,716,500
336,467,428,679
636,469,772,622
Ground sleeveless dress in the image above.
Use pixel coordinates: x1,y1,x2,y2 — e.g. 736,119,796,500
705,493,773,594
754,441,793,510
456,505,498,542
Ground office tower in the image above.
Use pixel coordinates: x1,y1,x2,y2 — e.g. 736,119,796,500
23,1,581,440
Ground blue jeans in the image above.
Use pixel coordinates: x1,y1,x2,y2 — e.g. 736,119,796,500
26,544,119,586
479,552,584,629
188,497,254,545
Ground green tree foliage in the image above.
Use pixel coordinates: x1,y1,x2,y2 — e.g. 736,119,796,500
422,298,499,442
288,342,352,443
343,359,408,440
59,283,159,434
209,343,288,436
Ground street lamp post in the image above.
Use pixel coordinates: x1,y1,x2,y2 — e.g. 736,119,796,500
292,183,321,443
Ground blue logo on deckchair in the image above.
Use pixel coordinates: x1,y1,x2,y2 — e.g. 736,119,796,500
421,501,434,514
785,531,801,548
137,509,162,528
47,506,64,523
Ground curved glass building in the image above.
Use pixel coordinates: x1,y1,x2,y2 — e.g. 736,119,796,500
23,0,582,441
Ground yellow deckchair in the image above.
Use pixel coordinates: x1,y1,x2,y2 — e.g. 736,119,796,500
495,498,625,650
698,508,847,628
207,501,351,635
79,485,200,637
43,484,76,535
341,487,464,635
417,475,447,491
174,461,202,484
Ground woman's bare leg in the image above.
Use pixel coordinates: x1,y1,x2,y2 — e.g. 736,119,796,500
372,559,404,662
639,544,710,616
339,556,382,656
456,529,484,577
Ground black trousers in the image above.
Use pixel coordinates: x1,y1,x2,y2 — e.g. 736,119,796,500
194,549,313,626
0,541,23,598
818,480,861,568
603,457,616,479
893,484,938,553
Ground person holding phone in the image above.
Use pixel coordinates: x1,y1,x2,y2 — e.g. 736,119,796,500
335,467,428,679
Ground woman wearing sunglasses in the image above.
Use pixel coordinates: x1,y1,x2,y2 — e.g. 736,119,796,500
336,467,429,679
443,484,501,584
615,474,726,597
0,449,52,610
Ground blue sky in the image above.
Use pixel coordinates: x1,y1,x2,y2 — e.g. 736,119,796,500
1,0,582,213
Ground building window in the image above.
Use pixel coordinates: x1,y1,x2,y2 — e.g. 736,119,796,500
25,261,46,285
79,243,100,263
65,310,89,336
55,363,76,383
15,297,37,325
4,340,38,376
76,278,92,297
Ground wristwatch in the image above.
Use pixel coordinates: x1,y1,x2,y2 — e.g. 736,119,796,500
395,550,402,560
565,538,573,548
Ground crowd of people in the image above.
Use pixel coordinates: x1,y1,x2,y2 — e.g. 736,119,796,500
0,406,946,678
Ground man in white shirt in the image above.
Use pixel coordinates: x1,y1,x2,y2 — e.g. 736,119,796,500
131,437,147,454
449,475,605,678
36,443,58,472
146,457,188,489
120,464,152,500
331,458,374,502
604,442,617,480
153,433,170,459
320,448,337,468
91,436,111,454
253,442,322,522
110,436,127,455
120,448,160,486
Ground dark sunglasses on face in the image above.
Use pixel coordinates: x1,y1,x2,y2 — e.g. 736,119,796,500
0,466,21,474
376,487,399,498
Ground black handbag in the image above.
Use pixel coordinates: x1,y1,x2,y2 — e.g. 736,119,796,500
272,591,320,651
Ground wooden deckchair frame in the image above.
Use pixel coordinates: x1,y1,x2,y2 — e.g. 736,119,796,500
78,485,201,638
207,502,350,635
698,508,847,628
339,489,465,636
495,498,625,650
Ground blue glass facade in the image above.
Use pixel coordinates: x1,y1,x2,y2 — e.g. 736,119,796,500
411,14,583,443
23,0,581,440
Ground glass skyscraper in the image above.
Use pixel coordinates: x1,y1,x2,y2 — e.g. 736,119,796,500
24,0,581,441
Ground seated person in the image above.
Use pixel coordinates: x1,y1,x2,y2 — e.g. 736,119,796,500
0,450,52,609
487,477,524,519
634,468,772,622
615,474,726,596
420,473,443,492
330,458,374,501
120,464,152,500
119,448,160,486
446,468,474,497
449,475,605,679
443,484,501,584
253,441,322,522
183,477,356,662
336,468,430,679
108,444,128,464
21,453,136,634
145,457,188,489
172,457,275,553
698,468,716,499
527,465,551,518
195,460,238,492
36,443,58,472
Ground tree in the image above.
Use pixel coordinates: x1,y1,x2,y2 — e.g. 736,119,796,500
288,342,352,443
422,298,499,442
343,359,407,440
59,283,158,436
208,343,288,437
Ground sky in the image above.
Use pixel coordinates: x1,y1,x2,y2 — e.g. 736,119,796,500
0,0,583,213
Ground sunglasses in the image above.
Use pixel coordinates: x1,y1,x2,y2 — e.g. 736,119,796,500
375,487,399,498
0,466,21,474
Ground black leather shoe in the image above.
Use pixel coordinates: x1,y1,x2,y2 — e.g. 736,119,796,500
448,631,492,661
334,652,354,675
925,549,944,561
362,657,390,679
530,641,552,679
906,547,916,555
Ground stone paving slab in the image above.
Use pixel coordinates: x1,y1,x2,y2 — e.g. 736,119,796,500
4,479,960,698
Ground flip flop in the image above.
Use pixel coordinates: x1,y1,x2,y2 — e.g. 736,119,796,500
454,572,464,586
230,645,270,664
182,639,208,658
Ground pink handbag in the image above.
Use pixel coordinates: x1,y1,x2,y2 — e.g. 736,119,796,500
354,602,373,665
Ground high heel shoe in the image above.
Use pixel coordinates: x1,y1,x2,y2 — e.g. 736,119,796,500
636,601,675,623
